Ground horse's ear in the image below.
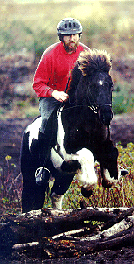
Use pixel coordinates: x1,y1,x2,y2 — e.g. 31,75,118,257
68,63,82,91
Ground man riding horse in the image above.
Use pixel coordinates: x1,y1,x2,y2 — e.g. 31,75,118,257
33,18,89,173
21,18,128,213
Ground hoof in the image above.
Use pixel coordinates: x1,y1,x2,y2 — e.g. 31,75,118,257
61,160,81,173
121,169,129,176
81,186,93,197
51,193,64,209
80,199,87,209
102,179,114,188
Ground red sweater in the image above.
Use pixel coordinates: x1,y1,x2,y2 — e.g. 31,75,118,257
33,41,88,97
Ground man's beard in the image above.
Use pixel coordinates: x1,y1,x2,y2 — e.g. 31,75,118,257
63,40,79,53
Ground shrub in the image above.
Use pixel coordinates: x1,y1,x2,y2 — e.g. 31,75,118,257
112,82,134,114
0,155,22,214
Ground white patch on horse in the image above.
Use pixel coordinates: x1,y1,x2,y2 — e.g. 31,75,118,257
25,117,41,149
51,108,79,162
51,147,64,168
51,110,97,187
75,148,98,187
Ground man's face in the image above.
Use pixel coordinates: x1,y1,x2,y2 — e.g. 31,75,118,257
63,34,80,53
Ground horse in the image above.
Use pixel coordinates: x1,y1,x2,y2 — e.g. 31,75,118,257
20,49,126,213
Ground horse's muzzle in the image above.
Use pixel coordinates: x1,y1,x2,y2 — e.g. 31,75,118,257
99,105,113,125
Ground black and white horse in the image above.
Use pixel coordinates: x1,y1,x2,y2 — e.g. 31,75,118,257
21,49,126,213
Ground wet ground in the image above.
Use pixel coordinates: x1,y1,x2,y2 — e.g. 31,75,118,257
0,246,134,263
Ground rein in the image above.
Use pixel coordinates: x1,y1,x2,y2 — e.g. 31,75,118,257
58,102,111,115
107,124,110,140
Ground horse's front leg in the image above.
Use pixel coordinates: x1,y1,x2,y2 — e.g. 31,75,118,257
50,147,98,208
50,148,81,209
75,148,98,197
100,142,128,188
100,167,117,188
101,166,129,188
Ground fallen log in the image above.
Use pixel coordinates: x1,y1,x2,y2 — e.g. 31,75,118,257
12,228,134,258
1,207,117,244
80,215,134,242
14,206,134,225
12,241,39,251
1,207,134,241
1,207,134,258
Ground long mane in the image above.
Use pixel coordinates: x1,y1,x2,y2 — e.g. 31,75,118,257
78,49,112,76
68,49,112,96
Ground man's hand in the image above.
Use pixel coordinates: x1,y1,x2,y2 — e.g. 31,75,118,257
51,90,69,102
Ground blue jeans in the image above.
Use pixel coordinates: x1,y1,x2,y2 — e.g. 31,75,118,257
39,97,61,133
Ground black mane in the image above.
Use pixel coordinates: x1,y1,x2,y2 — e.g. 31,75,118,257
68,49,112,100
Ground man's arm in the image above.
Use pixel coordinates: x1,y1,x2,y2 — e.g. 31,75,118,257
33,43,60,98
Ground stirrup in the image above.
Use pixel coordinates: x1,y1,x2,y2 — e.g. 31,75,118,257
35,166,50,184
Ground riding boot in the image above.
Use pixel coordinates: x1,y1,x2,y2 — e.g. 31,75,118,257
35,131,50,185
38,131,49,165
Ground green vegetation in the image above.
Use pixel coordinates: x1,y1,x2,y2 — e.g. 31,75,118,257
113,82,134,114
0,1,134,58
0,155,22,214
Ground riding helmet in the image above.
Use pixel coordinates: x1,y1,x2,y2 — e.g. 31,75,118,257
57,18,82,41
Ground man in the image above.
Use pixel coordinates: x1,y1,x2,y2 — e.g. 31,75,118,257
33,17,88,169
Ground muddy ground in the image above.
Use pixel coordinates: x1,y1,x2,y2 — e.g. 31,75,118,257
0,246,134,264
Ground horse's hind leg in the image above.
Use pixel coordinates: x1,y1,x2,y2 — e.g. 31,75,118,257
51,193,64,209
22,178,46,213
21,132,47,213
21,155,47,212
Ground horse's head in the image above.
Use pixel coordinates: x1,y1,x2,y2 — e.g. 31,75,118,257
75,49,113,125
90,71,113,125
